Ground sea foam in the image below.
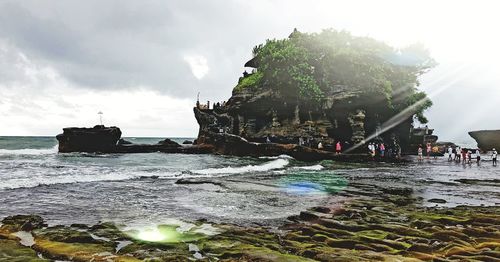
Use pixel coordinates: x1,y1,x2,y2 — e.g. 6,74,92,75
191,158,289,175
0,145,58,156
0,170,182,190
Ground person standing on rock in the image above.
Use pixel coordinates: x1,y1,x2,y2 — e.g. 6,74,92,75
318,141,324,150
492,148,497,166
379,143,385,158
467,150,472,164
418,145,424,162
447,146,453,161
455,146,461,162
335,141,342,155
426,142,432,159
476,149,481,164
368,143,376,158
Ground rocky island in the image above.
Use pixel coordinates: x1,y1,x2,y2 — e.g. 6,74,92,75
56,125,211,154
194,29,437,158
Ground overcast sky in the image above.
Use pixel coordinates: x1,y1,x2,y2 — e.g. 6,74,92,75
0,0,499,144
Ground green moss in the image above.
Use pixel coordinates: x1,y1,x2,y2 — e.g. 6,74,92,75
33,239,140,262
355,230,389,240
234,71,263,92
0,239,47,262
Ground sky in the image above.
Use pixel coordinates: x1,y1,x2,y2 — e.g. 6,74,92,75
0,0,499,143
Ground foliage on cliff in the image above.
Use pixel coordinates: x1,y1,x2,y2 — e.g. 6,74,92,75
238,29,435,123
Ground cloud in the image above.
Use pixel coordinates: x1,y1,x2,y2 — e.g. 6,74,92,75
184,55,209,79
0,0,499,137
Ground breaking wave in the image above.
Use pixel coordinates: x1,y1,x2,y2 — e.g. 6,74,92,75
191,158,289,175
0,145,58,156
292,164,324,171
0,171,182,190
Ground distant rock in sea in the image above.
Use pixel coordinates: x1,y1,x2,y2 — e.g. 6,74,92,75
56,125,121,153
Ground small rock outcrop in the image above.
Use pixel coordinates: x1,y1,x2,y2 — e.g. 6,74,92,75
469,130,500,150
56,126,211,154
56,125,122,153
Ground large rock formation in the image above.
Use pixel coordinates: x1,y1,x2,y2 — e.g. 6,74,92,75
193,80,417,155
469,130,500,150
194,29,437,155
56,125,122,153
56,126,211,154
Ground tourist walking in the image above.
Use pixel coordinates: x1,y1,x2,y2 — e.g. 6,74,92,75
418,145,423,162
476,149,481,164
335,141,342,155
426,142,432,159
379,143,385,157
447,146,453,161
492,148,497,166
369,143,376,158
462,149,467,164
432,145,439,159
455,146,461,162
467,150,472,164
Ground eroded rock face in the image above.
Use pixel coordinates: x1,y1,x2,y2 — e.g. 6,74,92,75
469,130,500,150
56,125,122,153
194,84,414,154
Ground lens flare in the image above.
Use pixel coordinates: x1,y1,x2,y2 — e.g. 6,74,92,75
345,64,471,153
137,228,167,242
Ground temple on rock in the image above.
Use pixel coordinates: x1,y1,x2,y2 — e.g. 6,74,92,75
194,29,438,154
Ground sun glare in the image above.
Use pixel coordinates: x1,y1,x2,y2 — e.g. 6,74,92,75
137,228,168,242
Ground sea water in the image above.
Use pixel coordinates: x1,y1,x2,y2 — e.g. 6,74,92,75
0,136,498,228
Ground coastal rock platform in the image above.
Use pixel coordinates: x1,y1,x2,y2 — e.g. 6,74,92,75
56,126,403,162
1,196,498,261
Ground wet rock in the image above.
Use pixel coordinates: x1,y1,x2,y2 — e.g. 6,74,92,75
56,125,122,153
407,243,434,253
34,226,102,244
175,179,225,187
1,215,45,232
311,206,331,214
182,140,193,144
0,239,47,261
428,198,447,204
157,138,182,148
298,211,320,221
382,187,413,197
117,138,133,145
2,199,499,261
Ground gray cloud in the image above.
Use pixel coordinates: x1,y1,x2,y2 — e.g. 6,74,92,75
0,0,499,139
0,0,277,100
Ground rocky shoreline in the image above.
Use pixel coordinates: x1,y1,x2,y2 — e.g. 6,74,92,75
1,194,498,261
56,125,410,163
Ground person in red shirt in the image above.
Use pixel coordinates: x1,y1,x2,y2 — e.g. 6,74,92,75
426,142,432,159
335,141,342,155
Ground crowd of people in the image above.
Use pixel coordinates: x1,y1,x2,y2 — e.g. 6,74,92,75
367,142,402,159
417,144,498,166
196,100,227,110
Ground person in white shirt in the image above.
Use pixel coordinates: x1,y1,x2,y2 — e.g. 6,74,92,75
492,148,498,166
475,149,481,164
447,146,453,161
455,146,461,162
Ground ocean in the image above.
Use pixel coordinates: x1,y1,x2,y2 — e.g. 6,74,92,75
0,136,499,229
